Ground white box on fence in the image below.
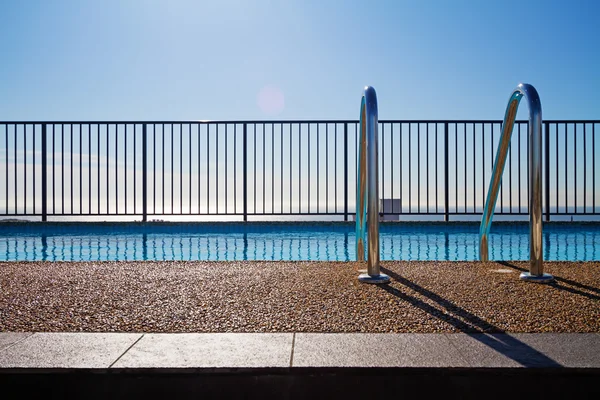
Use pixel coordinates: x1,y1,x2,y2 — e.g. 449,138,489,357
380,198,401,221
350,199,401,221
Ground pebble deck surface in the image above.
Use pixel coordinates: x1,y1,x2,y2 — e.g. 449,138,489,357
1,261,599,333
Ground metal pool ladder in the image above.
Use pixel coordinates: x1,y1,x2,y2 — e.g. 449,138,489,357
356,86,390,284
479,83,554,283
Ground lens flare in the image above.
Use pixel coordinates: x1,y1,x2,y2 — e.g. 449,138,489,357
257,85,285,116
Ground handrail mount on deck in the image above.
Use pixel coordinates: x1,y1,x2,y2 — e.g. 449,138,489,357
479,83,553,283
356,86,390,284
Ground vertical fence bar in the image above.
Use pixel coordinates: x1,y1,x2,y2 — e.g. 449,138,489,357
180,124,183,214
106,125,109,215
88,124,91,215
68,124,72,214
409,124,412,213
171,124,174,214
24,125,27,215
391,124,394,213
426,123,429,213
344,122,348,221
243,123,248,221
262,123,265,214
382,123,386,214
555,124,558,214
115,124,118,215
298,123,301,213
280,123,283,214
564,123,567,213
271,124,274,214
335,124,338,214
235,124,238,214
584,124,587,214
518,124,522,213
34,125,36,214
134,125,137,214
325,124,329,213
400,124,403,212
155,125,158,215
545,121,550,221
316,122,321,214
289,124,292,214
97,124,100,215
253,125,257,214
15,125,18,215
41,124,48,221
142,123,148,222
5,124,8,215
473,125,476,213
444,122,449,221
79,125,82,214
197,123,201,214
125,125,128,215
61,124,64,214
435,124,439,213
52,125,57,214
163,124,166,215
574,124,577,213
215,124,218,214
418,123,421,212
189,124,192,214
483,123,486,208
509,123,513,213
4,124,9,214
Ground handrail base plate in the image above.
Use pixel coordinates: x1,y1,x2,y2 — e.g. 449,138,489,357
358,273,390,284
519,272,554,283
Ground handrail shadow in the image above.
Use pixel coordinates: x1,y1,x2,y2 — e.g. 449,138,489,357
380,267,562,368
498,261,600,300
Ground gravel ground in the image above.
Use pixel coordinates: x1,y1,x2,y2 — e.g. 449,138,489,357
0,261,599,333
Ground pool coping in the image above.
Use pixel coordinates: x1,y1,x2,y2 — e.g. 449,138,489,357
1,332,599,369
2,332,599,399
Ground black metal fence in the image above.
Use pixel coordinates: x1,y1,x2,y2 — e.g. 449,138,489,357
0,120,598,221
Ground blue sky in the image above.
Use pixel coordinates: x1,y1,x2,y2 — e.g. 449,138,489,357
1,0,599,121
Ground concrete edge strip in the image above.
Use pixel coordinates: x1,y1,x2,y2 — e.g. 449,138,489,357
0,332,35,353
442,333,472,367
1,332,599,369
109,334,145,369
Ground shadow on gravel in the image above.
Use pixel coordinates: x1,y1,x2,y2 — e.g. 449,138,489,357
379,266,562,368
498,261,600,301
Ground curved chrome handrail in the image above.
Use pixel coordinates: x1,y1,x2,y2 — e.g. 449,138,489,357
356,86,389,284
479,83,553,282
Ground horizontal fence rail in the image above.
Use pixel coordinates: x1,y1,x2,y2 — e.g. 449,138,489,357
0,120,599,221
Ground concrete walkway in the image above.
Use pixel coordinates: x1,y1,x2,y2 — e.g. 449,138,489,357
2,332,600,399
1,332,599,369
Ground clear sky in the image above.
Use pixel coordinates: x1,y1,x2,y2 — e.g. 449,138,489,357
1,0,599,122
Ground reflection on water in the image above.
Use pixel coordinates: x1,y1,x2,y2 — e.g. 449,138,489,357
0,223,599,262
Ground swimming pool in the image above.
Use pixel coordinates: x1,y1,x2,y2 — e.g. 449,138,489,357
0,222,598,262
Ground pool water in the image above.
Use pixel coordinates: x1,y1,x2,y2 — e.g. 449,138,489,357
0,222,598,262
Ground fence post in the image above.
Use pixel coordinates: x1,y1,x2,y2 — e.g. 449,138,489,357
544,121,550,222
344,122,348,221
41,124,47,222
142,124,148,222
444,122,449,222
243,123,248,222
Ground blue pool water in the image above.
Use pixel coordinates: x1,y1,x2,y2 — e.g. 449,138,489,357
0,222,598,262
